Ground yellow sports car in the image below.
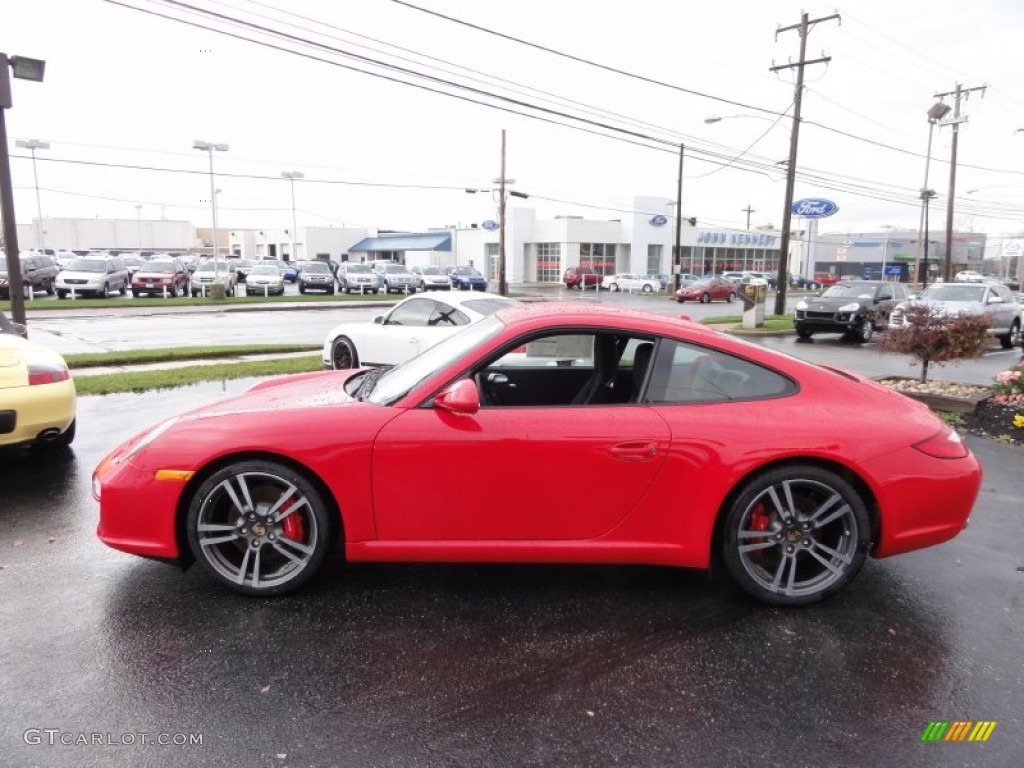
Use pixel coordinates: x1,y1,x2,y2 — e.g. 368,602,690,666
0,316,76,449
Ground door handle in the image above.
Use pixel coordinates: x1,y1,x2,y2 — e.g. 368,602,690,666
608,441,659,461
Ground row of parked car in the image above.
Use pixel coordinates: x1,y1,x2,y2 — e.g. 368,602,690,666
0,250,490,300
793,278,1024,346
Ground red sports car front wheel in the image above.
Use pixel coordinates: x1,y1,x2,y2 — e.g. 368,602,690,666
186,460,332,595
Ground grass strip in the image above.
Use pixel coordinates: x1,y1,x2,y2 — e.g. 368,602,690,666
4,291,393,312
701,314,794,332
73,356,323,396
64,344,320,368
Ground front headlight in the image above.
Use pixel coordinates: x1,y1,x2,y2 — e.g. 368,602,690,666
838,302,860,312
796,300,808,310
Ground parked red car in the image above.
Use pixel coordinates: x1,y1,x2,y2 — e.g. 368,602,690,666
131,257,190,298
675,277,737,303
563,266,603,289
94,302,981,606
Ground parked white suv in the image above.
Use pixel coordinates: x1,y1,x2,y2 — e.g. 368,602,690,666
889,282,1021,349
953,270,985,283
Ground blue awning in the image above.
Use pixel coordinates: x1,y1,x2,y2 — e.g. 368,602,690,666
349,233,452,252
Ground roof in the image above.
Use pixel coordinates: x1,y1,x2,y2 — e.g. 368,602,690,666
349,233,452,253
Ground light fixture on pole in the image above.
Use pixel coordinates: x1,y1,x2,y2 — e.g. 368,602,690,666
281,171,304,262
14,138,48,252
914,102,951,285
1,53,46,331
193,140,228,277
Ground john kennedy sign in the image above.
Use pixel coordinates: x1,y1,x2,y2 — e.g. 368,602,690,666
791,198,839,218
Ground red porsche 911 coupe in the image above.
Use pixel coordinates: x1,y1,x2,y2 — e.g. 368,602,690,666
93,302,981,606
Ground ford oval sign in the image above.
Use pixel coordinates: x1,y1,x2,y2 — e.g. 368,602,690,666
791,198,839,218
649,214,668,226
481,219,499,231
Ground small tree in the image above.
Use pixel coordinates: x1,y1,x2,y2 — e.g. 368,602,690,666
877,304,991,383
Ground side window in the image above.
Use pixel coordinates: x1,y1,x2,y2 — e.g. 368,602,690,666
646,339,796,404
428,305,470,326
385,299,436,326
877,288,892,301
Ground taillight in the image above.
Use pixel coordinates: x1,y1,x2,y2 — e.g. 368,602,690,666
28,364,70,385
913,425,968,459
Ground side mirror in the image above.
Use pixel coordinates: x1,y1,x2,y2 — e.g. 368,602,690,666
987,295,1003,304
373,315,384,325
434,379,480,415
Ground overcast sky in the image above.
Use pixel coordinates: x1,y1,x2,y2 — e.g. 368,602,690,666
4,0,1024,244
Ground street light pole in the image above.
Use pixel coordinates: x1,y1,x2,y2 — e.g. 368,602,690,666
674,144,683,287
915,103,951,285
134,204,142,253
1,51,47,331
921,188,937,289
193,140,228,277
15,138,48,251
281,171,304,262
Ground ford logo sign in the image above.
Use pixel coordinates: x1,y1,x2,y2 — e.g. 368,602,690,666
649,214,668,226
791,198,838,218
481,220,499,231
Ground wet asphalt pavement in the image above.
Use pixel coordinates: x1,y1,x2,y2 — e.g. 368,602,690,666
2,375,1023,767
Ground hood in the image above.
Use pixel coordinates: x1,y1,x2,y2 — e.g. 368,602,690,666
185,370,360,421
802,296,868,310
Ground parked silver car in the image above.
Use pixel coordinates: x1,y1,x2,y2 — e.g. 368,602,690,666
375,263,418,294
245,264,285,296
411,265,452,291
337,263,380,294
889,282,1021,349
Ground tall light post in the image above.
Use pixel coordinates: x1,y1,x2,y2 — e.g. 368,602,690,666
134,203,142,253
193,140,228,276
1,52,47,330
914,102,951,285
14,138,48,251
281,171,304,262
920,188,938,289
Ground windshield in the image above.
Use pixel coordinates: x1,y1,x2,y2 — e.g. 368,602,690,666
919,285,986,302
195,261,220,273
821,283,876,299
302,263,330,273
384,264,409,274
347,264,372,274
144,261,176,272
251,266,279,276
367,315,505,405
454,266,479,276
64,259,107,272
422,266,444,275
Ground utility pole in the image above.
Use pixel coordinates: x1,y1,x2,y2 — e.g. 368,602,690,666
741,205,756,230
497,129,508,296
934,83,986,282
770,11,839,315
674,144,683,287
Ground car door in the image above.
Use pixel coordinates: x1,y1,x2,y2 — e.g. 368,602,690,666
361,298,439,365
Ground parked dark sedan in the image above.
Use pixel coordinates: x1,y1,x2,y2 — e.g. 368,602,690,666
794,280,910,342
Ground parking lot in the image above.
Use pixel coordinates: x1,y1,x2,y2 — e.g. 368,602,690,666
2,297,1023,766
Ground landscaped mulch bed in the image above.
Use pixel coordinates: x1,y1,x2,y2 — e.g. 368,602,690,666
957,399,1024,446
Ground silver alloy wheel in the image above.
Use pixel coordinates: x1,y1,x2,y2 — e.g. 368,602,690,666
188,464,328,594
722,469,869,605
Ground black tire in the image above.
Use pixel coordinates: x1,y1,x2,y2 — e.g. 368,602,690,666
170,284,180,299
119,280,127,296
999,320,1020,349
609,283,620,292
101,282,110,299
676,297,685,303
856,320,874,343
700,292,711,304
420,282,427,292
299,286,306,295
726,292,735,303
719,465,871,606
327,286,335,295
57,290,68,300
185,460,332,596
45,280,55,296
132,290,141,298
642,284,653,293
795,325,813,339
331,336,359,370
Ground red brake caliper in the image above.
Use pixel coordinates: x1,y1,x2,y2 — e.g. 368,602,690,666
748,504,771,561
280,499,305,541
